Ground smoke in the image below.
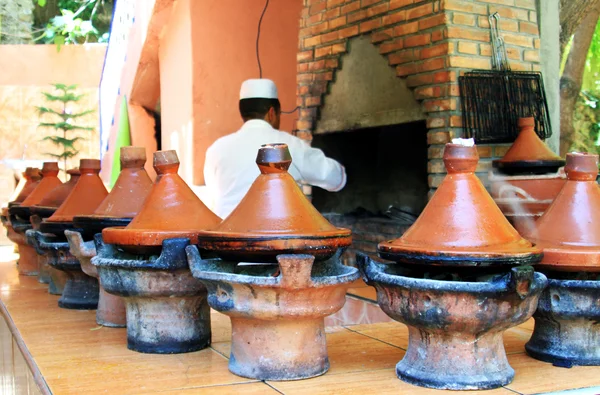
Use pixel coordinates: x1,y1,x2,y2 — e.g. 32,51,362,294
493,180,543,239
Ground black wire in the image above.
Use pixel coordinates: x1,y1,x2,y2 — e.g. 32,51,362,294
257,0,269,78
282,106,299,114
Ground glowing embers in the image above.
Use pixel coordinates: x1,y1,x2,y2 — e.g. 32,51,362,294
360,142,547,390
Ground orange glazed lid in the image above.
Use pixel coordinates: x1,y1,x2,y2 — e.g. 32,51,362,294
20,162,63,207
195,143,351,262
45,159,108,223
101,150,221,248
378,141,542,267
34,168,80,209
86,146,152,219
525,153,600,272
11,167,42,204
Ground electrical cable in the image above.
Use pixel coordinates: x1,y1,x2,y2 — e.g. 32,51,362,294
256,0,269,79
255,0,299,115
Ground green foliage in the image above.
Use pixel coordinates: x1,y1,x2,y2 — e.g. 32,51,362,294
37,84,95,175
36,0,110,49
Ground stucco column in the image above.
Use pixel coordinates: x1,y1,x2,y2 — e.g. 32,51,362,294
537,0,561,154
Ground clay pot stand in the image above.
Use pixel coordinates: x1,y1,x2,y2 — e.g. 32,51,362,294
377,248,542,267
73,216,133,239
492,159,566,176
29,215,66,291
358,253,547,390
186,247,359,381
7,214,38,276
526,276,600,367
27,230,99,310
92,237,211,354
29,206,58,220
65,231,126,328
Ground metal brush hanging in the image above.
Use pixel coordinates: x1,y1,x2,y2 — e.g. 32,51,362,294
459,13,552,144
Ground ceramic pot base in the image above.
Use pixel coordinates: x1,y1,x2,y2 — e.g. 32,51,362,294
187,248,359,381
27,230,99,309
92,238,212,354
358,253,547,390
48,268,67,295
17,244,39,276
38,255,50,283
526,278,600,367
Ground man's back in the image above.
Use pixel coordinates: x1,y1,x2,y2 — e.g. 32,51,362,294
204,120,345,218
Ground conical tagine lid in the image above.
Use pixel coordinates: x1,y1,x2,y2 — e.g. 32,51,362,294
34,168,80,209
20,162,62,207
493,117,565,175
525,153,600,272
11,167,41,204
45,159,108,223
195,143,352,262
378,141,542,266
102,150,221,250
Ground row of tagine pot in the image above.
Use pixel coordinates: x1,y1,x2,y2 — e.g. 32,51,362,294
1,142,598,391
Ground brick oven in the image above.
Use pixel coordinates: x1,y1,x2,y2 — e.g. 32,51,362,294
294,0,542,264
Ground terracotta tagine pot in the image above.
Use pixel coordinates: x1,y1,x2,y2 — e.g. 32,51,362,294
359,141,547,390
66,147,153,328
8,162,63,276
10,167,42,205
27,159,108,310
101,150,220,255
195,143,352,262
187,144,359,381
92,150,219,353
30,168,80,219
524,153,600,367
493,117,565,175
378,143,542,267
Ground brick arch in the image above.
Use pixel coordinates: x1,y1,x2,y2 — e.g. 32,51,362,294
295,0,541,190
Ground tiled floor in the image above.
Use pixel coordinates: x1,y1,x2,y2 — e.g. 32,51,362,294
0,247,599,394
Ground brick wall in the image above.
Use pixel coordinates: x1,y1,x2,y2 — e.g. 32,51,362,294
296,0,541,190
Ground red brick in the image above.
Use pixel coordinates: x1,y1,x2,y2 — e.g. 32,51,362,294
446,26,490,42
478,16,518,32
324,7,341,20
296,119,313,130
416,86,445,99
441,0,487,15
449,84,460,96
298,85,310,95
427,117,447,128
314,71,334,80
519,21,539,35
330,15,347,29
305,96,322,107
325,58,339,68
388,49,416,65
431,29,444,41
420,42,451,58
327,0,345,8
502,32,533,47
360,18,382,33
477,0,515,5
508,61,532,71
479,43,491,56
419,13,448,30
488,5,529,20
458,42,477,54
297,63,309,73
312,21,330,35
382,10,406,26
515,0,536,9
348,10,367,23
406,3,433,20
453,12,475,26
315,46,332,58
427,132,452,144
449,115,463,127
392,21,419,36
321,31,339,43
372,28,394,43
299,108,317,119
524,49,540,62
396,63,419,76
307,13,323,26
477,146,492,158
404,33,431,47
406,72,434,87
428,174,445,188
390,0,413,10
310,1,327,15
423,98,455,112
341,1,360,15
361,0,381,7
339,25,360,38
433,70,455,83
308,60,326,71
448,55,491,69
379,39,404,54
298,50,314,62
303,35,322,48
297,73,313,82
534,38,540,49
421,57,446,72
505,47,521,60
295,130,313,141
367,2,389,17
332,42,347,54
428,145,445,159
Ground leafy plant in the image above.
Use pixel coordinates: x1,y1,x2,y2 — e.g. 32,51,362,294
35,0,110,49
37,83,95,176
